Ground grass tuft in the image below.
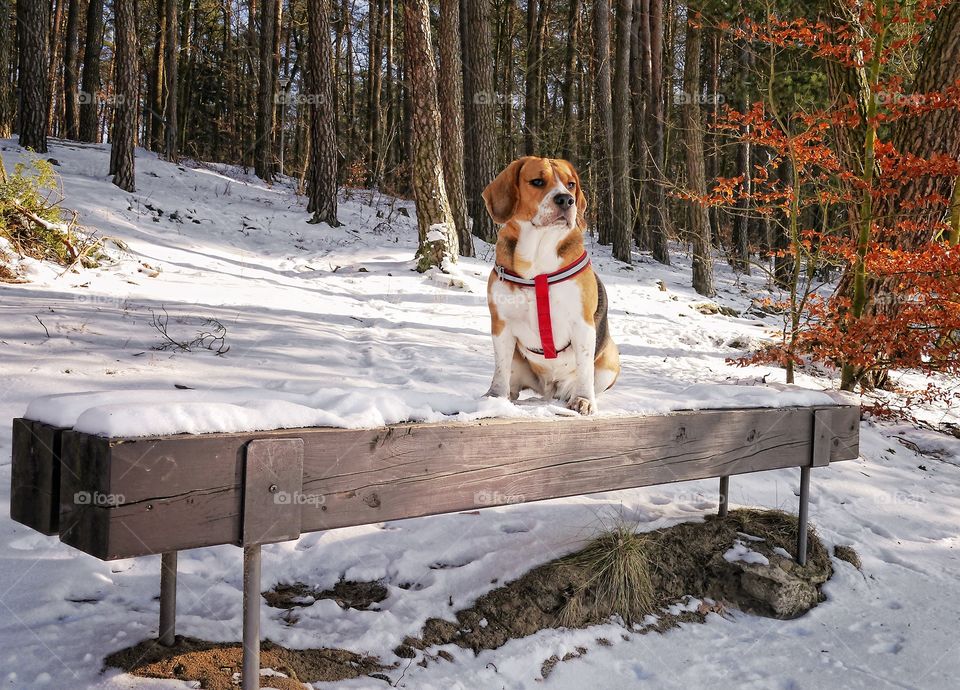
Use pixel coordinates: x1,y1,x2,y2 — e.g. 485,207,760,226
561,520,655,625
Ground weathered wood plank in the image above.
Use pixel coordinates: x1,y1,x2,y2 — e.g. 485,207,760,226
242,438,304,546
10,419,64,535
52,405,859,560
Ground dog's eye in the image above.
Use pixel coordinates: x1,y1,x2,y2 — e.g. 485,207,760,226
530,179,545,187
566,181,576,190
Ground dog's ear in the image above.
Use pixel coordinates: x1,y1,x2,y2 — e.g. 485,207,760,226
482,158,528,225
558,159,588,228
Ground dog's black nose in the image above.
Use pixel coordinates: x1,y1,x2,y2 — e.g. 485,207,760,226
554,194,575,208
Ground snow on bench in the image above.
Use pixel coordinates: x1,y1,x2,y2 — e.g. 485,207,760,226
9,385,859,690
12,384,856,558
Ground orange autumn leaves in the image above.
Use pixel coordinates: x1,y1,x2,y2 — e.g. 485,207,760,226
689,0,960,391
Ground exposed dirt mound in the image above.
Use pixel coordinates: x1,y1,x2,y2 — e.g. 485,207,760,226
263,579,388,611
104,636,386,689
402,509,832,654
106,510,836,686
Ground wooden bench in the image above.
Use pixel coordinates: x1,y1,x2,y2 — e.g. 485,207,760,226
10,403,859,689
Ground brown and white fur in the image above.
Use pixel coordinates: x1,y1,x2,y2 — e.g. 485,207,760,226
481,156,620,415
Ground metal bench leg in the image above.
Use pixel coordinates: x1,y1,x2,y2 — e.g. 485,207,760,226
718,476,729,517
797,466,811,565
242,544,261,690
159,551,178,646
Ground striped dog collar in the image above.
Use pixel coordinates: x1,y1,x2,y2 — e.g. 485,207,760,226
495,251,591,286
494,251,591,359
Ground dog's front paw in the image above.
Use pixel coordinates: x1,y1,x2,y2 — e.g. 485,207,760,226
483,387,508,399
567,396,596,415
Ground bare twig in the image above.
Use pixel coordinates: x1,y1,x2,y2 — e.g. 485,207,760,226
35,315,50,338
150,307,230,355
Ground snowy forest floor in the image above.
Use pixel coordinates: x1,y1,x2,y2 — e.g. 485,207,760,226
1,139,959,689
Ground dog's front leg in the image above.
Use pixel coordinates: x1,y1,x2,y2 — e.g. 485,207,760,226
568,322,597,414
484,327,515,399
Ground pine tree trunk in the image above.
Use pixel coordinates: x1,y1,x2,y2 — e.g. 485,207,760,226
110,0,138,192
247,0,259,166
16,0,50,152
164,0,179,160
773,156,793,287
611,0,633,263
0,0,12,137
498,0,516,163
644,0,669,264
681,11,714,296
147,0,166,150
47,0,65,136
366,0,382,184
79,0,104,142
438,0,473,257
255,0,276,181
403,0,457,270
592,0,614,245
732,38,751,273
63,0,81,140
523,0,539,154
306,0,340,225
343,0,356,173
384,0,397,183
560,0,580,160
633,0,649,251
465,0,497,243
706,28,721,246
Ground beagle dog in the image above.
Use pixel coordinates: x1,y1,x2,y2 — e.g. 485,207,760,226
481,156,620,415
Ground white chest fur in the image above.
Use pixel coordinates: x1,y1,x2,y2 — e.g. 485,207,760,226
490,221,591,391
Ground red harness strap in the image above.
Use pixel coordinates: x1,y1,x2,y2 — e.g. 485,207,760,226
495,251,591,360
533,274,557,358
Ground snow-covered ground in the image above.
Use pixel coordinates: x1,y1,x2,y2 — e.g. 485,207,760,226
1,139,959,689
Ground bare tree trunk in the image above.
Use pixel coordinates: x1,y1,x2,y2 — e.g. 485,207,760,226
465,0,497,242
644,0,669,264
343,0,356,173
366,0,382,184
47,0,65,136
147,0,166,150
732,38,751,273
16,0,49,151
110,0,138,191
306,0,340,225
498,0,517,163
592,0,614,245
560,0,580,160
222,0,236,161
438,0,473,256
773,156,793,287
63,0,81,140
384,0,397,182
255,0,276,180
79,0,104,142
523,0,539,154
681,10,714,296
0,0,12,137
403,0,457,270
611,0,633,262
164,0,180,160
